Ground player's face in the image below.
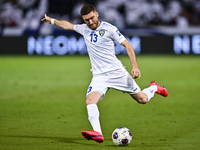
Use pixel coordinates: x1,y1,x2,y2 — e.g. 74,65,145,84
82,11,100,30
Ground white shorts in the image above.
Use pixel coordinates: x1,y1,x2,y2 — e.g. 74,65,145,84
86,68,141,100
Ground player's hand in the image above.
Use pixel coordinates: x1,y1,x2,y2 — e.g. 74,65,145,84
41,14,51,24
131,67,141,79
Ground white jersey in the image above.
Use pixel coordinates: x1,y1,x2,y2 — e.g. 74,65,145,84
73,21,126,75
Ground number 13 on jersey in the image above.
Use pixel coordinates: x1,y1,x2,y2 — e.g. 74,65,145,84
90,33,98,43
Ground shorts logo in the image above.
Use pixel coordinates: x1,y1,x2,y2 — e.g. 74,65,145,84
87,86,92,93
99,29,105,37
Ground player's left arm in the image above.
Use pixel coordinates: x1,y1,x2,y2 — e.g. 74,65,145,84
121,39,141,79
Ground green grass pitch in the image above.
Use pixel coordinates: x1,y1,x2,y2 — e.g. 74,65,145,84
0,55,200,150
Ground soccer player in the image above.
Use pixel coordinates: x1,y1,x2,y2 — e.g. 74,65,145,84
41,4,168,143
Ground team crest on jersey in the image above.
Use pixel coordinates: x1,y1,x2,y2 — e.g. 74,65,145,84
99,29,105,37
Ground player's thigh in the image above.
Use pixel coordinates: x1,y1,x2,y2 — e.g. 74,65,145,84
86,91,102,105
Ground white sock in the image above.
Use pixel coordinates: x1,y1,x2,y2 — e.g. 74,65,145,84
142,85,157,101
87,104,102,135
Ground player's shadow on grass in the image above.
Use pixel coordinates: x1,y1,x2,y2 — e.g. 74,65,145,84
0,135,98,146
1,135,136,147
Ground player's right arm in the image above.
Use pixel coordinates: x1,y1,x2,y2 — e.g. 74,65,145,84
41,14,75,31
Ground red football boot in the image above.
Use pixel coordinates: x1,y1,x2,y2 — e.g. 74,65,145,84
82,130,104,143
150,81,168,97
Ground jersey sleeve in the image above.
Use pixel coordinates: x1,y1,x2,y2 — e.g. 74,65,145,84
110,26,126,44
73,24,86,35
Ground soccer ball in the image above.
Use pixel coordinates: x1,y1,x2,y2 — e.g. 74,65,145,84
112,127,132,146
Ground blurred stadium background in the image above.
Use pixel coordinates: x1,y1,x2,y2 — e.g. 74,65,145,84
0,0,200,55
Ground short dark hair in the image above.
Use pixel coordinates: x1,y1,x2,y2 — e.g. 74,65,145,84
80,4,96,16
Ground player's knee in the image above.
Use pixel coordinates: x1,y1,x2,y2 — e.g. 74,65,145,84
86,92,102,105
86,98,92,105
86,97,97,105
137,98,148,104
130,92,148,104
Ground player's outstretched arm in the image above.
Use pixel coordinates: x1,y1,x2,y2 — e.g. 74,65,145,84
121,39,141,79
41,14,75,31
